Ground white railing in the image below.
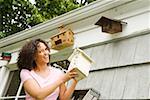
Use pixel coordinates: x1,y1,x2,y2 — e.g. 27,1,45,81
0,95,26,99
0,82,25,100
15,82,23,100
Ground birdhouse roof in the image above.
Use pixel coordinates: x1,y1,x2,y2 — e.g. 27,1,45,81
68,48,94,63
95,16,127,26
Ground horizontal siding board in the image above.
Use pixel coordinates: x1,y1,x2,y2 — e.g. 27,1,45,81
122,64,150,99
98,69,115,99
75,70,105,91
117,37,137,67
102,41,128,69
84,33,150,70
133,34,150,64
90,45,106,70
83,48,93,57
76,64,150,99
109,67,129,99
109,42,122,67
136,64,150,99
102,43,114,69
122,67,138,99
85,70,104,90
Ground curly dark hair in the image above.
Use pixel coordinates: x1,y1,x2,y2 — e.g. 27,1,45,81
17,38,50,71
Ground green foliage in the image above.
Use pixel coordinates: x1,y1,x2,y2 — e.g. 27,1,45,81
35,0,80,19
0,31,6,38
0,0,43,39
0,0,96,39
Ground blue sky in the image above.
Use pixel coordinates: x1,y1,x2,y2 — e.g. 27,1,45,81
29,0,35,4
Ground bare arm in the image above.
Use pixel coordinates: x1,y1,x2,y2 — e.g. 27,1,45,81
23,71,76,99
59,79,78,100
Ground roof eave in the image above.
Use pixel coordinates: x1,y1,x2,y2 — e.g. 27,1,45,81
0,0,134,48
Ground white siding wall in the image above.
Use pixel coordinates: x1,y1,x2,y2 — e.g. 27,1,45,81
0,0,150,99
76,64,150,99
81,33,150,70
75,34,150,99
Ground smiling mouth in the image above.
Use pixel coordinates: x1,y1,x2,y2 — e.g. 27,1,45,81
44,56,49,59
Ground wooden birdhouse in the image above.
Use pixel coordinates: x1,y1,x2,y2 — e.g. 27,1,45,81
67,48,94,81
50,48,94,81
95,16,127,34
50,25,74,50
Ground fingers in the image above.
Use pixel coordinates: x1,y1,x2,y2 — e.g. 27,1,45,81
66,69,78,79
72,78,78,83
69,71,78,78
62,69,78,83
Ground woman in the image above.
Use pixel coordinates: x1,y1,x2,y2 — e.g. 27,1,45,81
17,38,78,100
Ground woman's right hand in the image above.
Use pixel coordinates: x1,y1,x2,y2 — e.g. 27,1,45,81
61,69,78,83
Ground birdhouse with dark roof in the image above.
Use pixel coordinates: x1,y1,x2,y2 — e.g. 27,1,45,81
95,16,127,34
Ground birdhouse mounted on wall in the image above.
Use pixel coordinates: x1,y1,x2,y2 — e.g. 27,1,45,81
50,25,74,50
95,16,127,34
1,52,12,61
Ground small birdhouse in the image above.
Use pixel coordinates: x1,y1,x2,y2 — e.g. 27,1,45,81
1,52,12,61
95,16,127,34
50,48,94,80
50,25,74,50
67,48,94,81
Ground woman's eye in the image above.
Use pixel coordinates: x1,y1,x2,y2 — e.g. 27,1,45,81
45,48,48,50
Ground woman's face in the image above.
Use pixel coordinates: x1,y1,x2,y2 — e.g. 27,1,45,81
35,42,50,65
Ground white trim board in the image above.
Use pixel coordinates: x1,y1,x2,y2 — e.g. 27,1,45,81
0,0,134,48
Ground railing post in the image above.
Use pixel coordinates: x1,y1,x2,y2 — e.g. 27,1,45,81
15,82,23,100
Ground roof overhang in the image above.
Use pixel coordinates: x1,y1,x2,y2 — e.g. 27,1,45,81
0,0,134,50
